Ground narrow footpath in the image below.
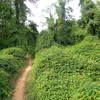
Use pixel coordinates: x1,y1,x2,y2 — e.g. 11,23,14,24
12,58,32,100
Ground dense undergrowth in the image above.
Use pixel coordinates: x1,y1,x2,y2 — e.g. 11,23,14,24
26,35,100,100
0,47,27,99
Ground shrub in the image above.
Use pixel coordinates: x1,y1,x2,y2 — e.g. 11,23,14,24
0,69,11,99
0,54,26,74
0,47,27,99
0,47,26,58
71,27,86,44
0,47,27,74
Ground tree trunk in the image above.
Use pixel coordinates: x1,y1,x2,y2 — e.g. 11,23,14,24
15,0,20,24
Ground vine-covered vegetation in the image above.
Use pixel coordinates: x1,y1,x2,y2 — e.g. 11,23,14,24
27,36,100,100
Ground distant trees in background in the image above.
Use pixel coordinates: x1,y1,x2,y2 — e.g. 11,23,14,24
79,0,100,37
0,0,99,51
54,0,74,45
36,0,100,51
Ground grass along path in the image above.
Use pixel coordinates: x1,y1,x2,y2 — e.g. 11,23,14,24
12,58,32,100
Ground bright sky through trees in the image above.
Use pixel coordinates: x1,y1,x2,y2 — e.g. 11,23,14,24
25,0,97,32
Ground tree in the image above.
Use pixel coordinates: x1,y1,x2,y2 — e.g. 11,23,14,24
54,0,73,45
79,0,85,7
46,12,55,31
14,0,39,24
0,0,39,49
14,0,28,24
0,0,16,49
36,30,54,52
55,0,72,20
79,0,100,37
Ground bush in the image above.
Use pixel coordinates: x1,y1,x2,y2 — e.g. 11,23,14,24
0,47,27,74
26,36,100,100
0,69,11,99
35,31,55,52
0,47,27,99
0,55,26,74
0,47,26,58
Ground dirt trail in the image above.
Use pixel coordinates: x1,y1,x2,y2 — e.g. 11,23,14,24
12,58,32,100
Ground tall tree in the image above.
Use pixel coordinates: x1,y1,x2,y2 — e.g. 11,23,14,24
14,0,39,24
55,0,72,20
0,0,39,49
79,0,100,37
79,0,85,7
14,0,27,24
79,0,97,27
54,0,73,45
0,0,16,49
46,13,55,31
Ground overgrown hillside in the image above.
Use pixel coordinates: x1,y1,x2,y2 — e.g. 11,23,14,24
26,35,100,100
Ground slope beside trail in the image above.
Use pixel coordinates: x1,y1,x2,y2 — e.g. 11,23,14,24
12,58,32,100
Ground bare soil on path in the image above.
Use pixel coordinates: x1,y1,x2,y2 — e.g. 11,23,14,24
12,58,32,100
